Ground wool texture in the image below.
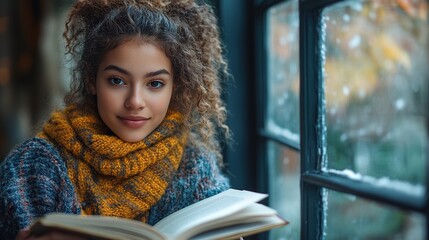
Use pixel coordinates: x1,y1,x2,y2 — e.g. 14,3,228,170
37,104,187,221
0,137,230,239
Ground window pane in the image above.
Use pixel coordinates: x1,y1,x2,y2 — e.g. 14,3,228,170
322,0,428,188
325,189,426,240
267,141,300,240
266,0,300,143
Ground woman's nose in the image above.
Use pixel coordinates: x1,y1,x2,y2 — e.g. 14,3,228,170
125,87,145,110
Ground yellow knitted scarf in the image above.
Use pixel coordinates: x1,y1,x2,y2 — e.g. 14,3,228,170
37,104,187,222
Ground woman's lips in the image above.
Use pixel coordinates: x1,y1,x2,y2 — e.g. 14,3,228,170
118,116,150,128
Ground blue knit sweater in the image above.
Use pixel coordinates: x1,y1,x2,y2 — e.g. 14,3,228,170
0,138,230,239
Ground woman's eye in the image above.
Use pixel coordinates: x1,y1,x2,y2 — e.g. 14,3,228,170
109,77,125,86
148,80,165,89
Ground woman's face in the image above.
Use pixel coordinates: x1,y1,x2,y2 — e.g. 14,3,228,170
94,39,173,142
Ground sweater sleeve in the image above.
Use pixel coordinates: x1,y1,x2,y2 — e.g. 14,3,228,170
147,147,230,225
0,138,80,239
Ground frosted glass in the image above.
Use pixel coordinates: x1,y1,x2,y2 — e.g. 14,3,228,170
267,141,300,240
266,0,300,143
325,189,426,240
322,0,428,188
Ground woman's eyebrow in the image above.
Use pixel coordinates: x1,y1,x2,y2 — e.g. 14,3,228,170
103,65,130,76
144,69,170,78
103,65,170,77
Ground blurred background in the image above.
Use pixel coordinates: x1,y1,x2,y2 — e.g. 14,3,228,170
0,1,72,159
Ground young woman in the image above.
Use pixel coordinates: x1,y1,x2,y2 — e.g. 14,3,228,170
0,0,231,239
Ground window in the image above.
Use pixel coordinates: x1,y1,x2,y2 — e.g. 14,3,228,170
254,0,428,239
265,1,301,239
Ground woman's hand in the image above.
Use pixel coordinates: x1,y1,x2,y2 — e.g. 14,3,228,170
16,229,87,240
15,229,30,240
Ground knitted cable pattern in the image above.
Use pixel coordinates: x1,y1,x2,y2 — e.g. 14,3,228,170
37,104,187,221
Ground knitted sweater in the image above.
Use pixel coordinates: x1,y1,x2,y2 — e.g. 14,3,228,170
0,138,230,239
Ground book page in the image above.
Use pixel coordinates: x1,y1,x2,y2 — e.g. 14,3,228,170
190,215,288,240
153,189,267,239
162,203,286,240
178,203,279,234
31,213,167,240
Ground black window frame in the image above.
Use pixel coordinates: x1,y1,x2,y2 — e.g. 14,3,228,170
299,0,429,239
215,0,429,239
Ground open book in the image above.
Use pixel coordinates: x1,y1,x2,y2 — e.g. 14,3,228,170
29,189,288,240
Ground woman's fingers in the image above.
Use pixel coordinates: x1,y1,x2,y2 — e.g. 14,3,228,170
15,229,31,240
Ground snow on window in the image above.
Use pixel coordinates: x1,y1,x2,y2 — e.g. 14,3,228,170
267,119,300,143
327,168,425,197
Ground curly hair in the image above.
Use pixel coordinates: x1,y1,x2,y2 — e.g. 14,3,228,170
63,0,230,161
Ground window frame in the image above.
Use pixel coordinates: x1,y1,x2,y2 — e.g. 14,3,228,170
216,0,428,239
253,0,429,239
299,1,428,239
